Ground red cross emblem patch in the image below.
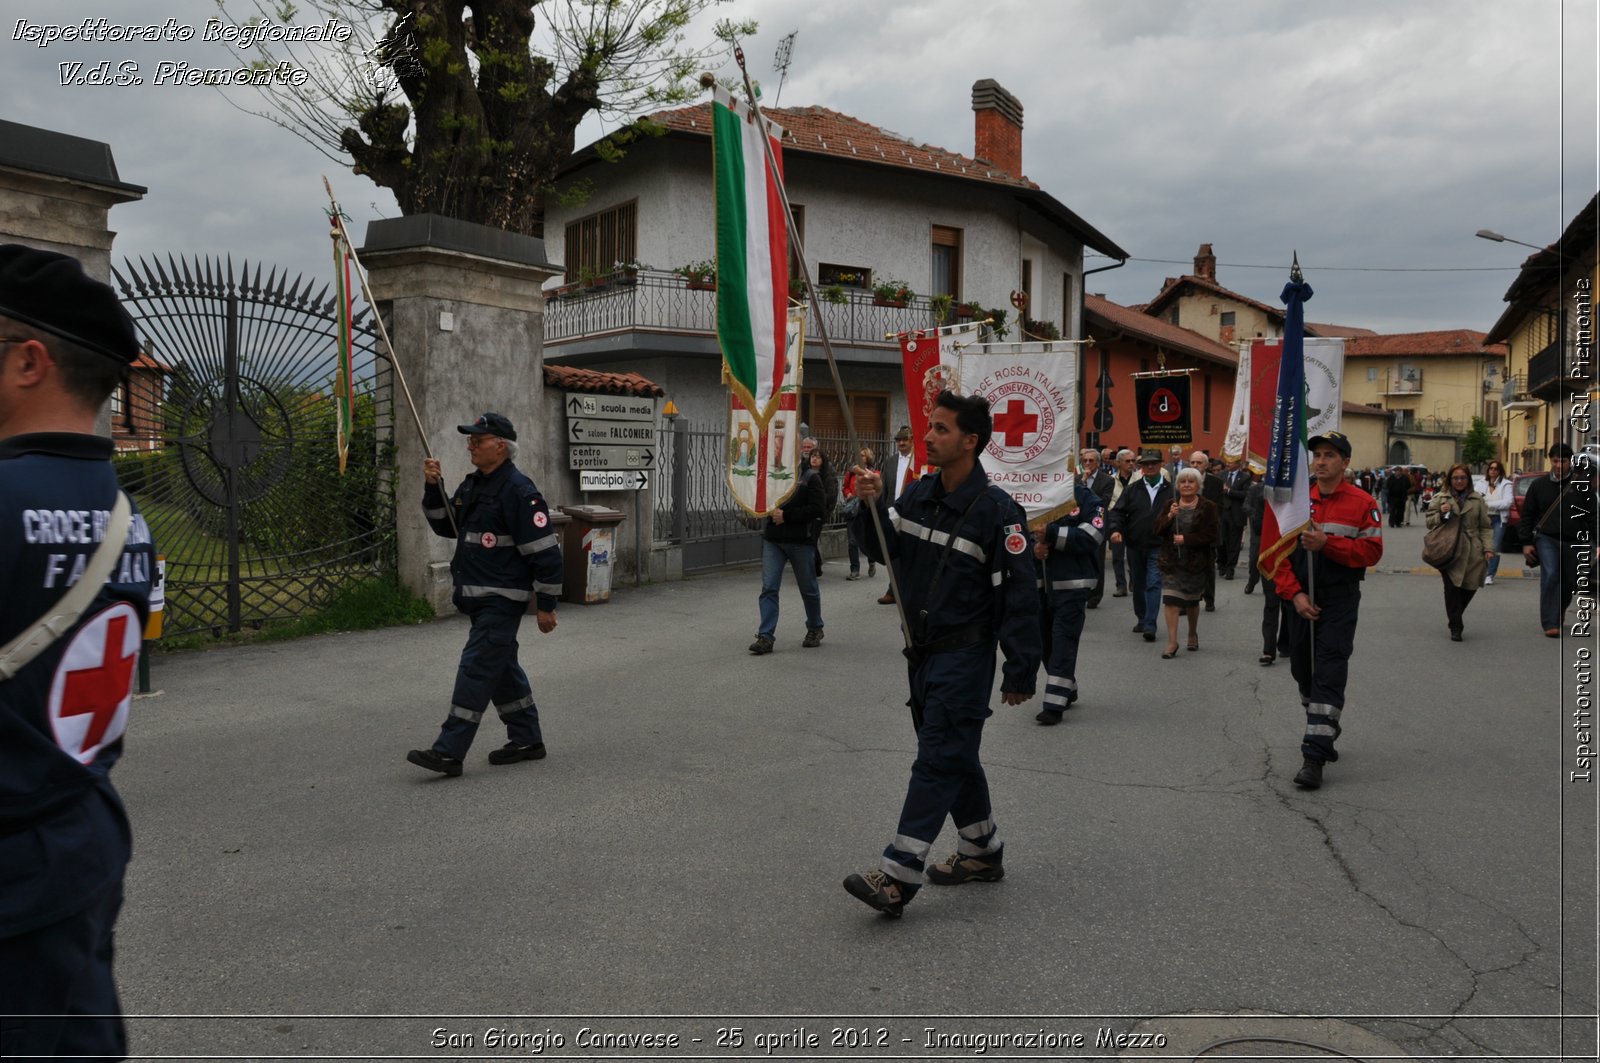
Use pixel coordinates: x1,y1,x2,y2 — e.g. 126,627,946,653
533,510,548,528
49,603,140,765
481,532,497,548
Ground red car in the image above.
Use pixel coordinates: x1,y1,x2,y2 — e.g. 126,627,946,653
1501,472,1545,551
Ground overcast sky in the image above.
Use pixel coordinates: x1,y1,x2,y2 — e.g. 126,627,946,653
5,0,1596,335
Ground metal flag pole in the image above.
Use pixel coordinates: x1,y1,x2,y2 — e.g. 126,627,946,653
724,46,914,655
323,177,458,539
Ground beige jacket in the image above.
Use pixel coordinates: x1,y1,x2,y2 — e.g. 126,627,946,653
1425,489,1492,590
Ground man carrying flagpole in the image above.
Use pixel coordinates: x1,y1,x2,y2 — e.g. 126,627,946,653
1259,260,1382,790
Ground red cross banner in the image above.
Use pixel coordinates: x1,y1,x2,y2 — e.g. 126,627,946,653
953,343,1078,525
896,324,979,472
727,309,806,516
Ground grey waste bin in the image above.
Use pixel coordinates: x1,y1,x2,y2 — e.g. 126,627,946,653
558,504,626,604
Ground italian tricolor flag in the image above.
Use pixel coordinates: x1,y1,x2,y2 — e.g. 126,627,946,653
712,87,789,421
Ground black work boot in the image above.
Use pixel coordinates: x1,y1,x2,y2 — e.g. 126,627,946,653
407,749,463,777
488,742,546,765
1293,758,1324,789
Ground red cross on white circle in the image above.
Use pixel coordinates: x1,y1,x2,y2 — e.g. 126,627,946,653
993,398,1040,447
49,603,140,765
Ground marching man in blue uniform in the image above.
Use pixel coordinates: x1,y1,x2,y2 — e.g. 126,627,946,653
407,413,563,777
844,390,1041,917
1033,479,1106,724
0,244,155,1060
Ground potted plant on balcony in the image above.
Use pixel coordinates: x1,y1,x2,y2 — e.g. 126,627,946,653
954,299,982,320
872,278,913,307
822,284,848,305
611,261,643,286
929,293,953,324
675,260,717,290
578,265,611,293
552,279,581,301
1024,317,1061,340
984,307,1011,340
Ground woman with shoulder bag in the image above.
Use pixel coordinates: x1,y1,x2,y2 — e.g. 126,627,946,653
1424,463,1494,641
1481,460,1512,585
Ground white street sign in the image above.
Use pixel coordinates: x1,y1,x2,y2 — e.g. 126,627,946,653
564,394,658,421
580,469,651,491
568,418,658,446
567,444,657,471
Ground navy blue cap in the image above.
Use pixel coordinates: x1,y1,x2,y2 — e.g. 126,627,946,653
457,412,516,440
0,244,138,364
1307,431,1352,459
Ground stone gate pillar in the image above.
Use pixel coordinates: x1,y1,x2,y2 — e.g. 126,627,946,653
360,215,558,612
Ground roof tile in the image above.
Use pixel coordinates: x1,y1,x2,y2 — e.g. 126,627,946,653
543,365,665,397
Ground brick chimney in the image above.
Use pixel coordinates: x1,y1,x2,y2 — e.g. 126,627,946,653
1193,243,1216,281
972,79,1023,177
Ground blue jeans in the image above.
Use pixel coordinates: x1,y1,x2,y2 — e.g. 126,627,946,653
758,540,823,639
1126,545,1161,631
1535,534,1586,631
1487,516,1503,578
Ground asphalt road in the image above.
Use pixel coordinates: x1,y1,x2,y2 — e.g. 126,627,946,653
114,520,1597,1061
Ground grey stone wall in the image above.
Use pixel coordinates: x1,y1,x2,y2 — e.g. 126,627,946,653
361,216,558,613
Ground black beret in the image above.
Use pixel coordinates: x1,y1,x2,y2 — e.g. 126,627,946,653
0,244,139,365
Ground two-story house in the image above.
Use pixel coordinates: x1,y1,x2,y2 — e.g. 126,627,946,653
1140,244,1376,347
1341,330,1507,469
541,79,1128,446
1483,191,1598,472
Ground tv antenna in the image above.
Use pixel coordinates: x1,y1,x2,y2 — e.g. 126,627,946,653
773,31,798,104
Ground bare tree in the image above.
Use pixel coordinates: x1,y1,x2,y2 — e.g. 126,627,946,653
219,0,754,235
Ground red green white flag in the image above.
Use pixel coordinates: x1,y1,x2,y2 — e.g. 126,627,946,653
330,227,355,475
712,86,789,423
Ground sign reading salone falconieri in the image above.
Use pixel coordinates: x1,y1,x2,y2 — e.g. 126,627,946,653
898,327,1079,525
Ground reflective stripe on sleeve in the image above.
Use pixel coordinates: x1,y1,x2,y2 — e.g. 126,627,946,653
1319,522,1381,538
519,533,560,555
533,581,564,597
458,585,531,601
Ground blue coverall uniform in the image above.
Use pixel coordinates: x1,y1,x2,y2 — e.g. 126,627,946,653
1,433,155,1060
1038,482,1106,719
422,461,563,759
853,460,1041,892
1271,481,1384,764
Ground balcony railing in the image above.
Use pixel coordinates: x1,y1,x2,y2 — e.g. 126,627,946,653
1501,373,1530,404
1526,340,1591,398
544,269,962,348
1382,371,1423,395
1391,413,1466,437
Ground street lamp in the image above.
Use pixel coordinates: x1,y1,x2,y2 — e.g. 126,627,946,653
1475,229,1548,252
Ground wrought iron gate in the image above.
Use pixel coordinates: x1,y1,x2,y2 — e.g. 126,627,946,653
110,256,396,638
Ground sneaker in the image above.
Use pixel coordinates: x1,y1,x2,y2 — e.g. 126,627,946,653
1035,708,1063,726
842,871,907,917
846,571,861,581
802,628,824,648
1484,575,1494,585
406,749,462,777
1293,758,1324,789
1113,587,1129,597
749,635,774,655
926,852,1004,885
488,742,546,765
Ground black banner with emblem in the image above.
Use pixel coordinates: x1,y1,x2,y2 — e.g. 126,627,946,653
1134,374,1193,445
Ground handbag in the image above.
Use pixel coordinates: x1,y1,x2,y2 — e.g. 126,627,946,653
1421,514,1463,570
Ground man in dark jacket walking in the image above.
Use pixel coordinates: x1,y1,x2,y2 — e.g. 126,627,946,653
750,456,827,654
1109,449,1175,641
1520,442,1598,637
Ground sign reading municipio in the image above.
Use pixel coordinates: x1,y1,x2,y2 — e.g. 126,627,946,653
579,469,650,491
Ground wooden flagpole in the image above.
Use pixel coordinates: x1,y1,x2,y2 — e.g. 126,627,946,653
322,177,458,538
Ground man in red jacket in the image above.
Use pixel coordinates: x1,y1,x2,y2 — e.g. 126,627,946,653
1270,432,1383,790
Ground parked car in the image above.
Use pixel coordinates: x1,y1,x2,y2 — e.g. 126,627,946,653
1501,471,1546,551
